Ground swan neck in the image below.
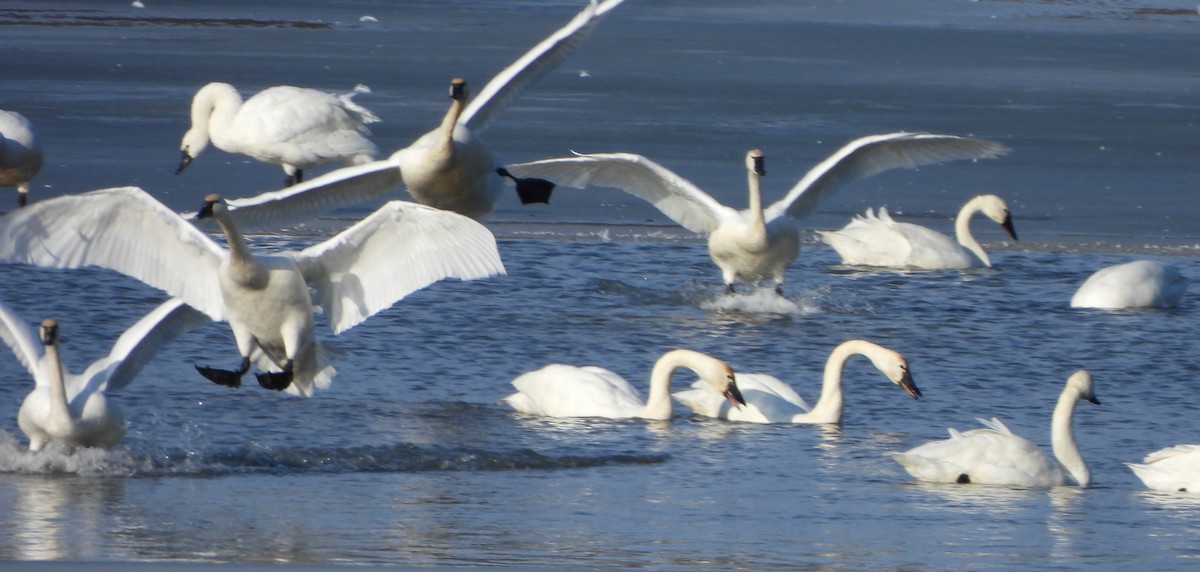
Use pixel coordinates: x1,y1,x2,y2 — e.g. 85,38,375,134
806,343,863,424
214,212,254,265
1050,387,1089,486
194,84,242,150
437,96,465,149
642,350,700,420
44,344,73,422
955,198,990,266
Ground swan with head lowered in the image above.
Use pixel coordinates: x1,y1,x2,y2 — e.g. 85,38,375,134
503,349,746,420
0,187,505,396
0,298,208,451
176,83,379,187
818,194,1018,269
0,109,43,208
1127,444,1200,493
1070,260,1188,309
506,133,1009,293
893,370,1100,487
672,340,920,424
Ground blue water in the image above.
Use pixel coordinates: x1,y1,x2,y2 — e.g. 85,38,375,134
1,1,1199,569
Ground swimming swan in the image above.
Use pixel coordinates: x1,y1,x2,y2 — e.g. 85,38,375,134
0,109,43,208
0,186,505,396
818,194,1018,269
507,133,1009,293
503,349,746,420
672,340,920,424
1127,444,1200,492
892,370,1099,487
177,83,379,187
1,298,208,451
1070,260,1188,309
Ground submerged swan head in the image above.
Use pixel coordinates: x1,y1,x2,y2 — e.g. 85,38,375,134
746,148,765,176
860,343,921,399
39,319,58,346
974,194,1018,241
1065,369,1100,405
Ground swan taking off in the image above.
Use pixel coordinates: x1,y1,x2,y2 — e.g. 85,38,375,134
1070,260,1188,309
507,132,1009,293
0,187,505,397
503,349,746,420
0,109,43,208
176,83,379,187
818,194,1018,269
893,370,1100,487
1127,444,1200,493
1,298,208,451
672,340,920,424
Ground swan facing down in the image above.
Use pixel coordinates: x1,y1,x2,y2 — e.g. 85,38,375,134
508,133,1009,293
0,110,43,208
177,83,379,187
1127,445,1200,493
672,340,920,424
818,194,1018,269
503,349,746,420
1,298,208,451
893,370,1100,487
0,187,505,397
1070,260,1188,309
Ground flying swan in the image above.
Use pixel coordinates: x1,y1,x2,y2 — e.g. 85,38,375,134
818,194,1018,269
892,370,1100,487
0,109,43,208
503,349,745,420
0,186,505,397
506,133,1009,293
1070,259,1188,309
1127,444,1200,493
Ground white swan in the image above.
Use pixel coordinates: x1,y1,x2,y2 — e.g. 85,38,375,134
503,349,745,420
177,83,379,187
507,133,1009,293
893,370,1100,487
1127,445,1200,493
1070,260,1188,309
0,186,505,396
197,0,625,227
1,298,208,451
0,109,43,208
672,340,920,424
818,194,1018,269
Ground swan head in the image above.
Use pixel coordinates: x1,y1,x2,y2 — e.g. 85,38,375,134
1066,369,1100,405
176,131,207,175
746,149,765,176
39,319,59,346
976,194,1018,241
699,359,746,408
195,193,228,221
449,78,467,102
866,346,921,400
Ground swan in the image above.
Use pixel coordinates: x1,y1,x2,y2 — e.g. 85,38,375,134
892,370,1100,487
193,0,625,227
0,109,43,208
1070,260,1188,309
503,349,746,420
176,83,379,187
672,340,920,424
817,194,1018,269
1127,444,1200,492
0,186,505,396
506,133,1009,293
1,298,208,451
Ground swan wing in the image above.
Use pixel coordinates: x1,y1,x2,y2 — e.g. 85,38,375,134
507,152,737,233
1128,445,1200,492
0,187,227,320
294,201,505,334
81,298,212,393
236,86,378,158
672,374,806,423
508,364,644,418
736,373,811,410
1141,444,1200,465
896,418,1061,485
459,0,625,134
1071,260,1190,309
818,208,917,267
0,298,45,382
764,132,1011,222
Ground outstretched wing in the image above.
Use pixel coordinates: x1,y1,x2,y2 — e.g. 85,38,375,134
0,299,45,384
84,298,212,393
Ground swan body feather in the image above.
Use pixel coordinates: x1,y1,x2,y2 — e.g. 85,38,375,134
1070,260,1188,309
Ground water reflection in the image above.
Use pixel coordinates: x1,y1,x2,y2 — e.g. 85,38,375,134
4,474,125,560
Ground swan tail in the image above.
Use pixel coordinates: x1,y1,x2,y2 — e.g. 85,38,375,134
338,85,381,124
975,417,1011,435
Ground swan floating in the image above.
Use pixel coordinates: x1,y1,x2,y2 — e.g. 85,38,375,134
818,194,1018,269
0,109,43,208
0,187,505,396
177,83,379,187
1,298,208,451
893,370,1100,487
672,340,920,424
507,132,1009,293
503,349,745,420
1070,260,1188,309
1127,444,1200,493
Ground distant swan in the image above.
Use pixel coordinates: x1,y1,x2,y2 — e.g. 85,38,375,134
1,298,208,451
672,340,920,424
818,194,1018,269
0,187,505,396
0,109,43,208
893,370,1100,487
1070,260,1188,309
503,349,745,420
177,83,379,187
1127,444,1200,492
507,133,1009,293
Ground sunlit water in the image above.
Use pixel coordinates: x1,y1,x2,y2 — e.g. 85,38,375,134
1,0,1198,569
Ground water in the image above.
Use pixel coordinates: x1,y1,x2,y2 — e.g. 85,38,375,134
1,0,1198,569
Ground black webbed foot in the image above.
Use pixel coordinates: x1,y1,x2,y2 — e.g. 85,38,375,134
195,357,250,388
255,360,294,391
496,168,555,205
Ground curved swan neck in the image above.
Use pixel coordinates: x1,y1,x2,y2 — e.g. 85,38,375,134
193,83,242,151
954,197,990,267
1050,386,1089,486
805,341,873,424
642,349,706,420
